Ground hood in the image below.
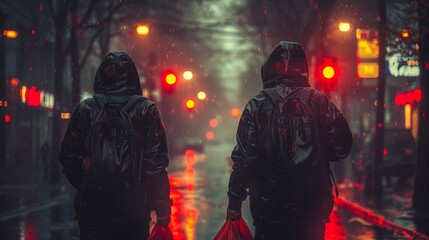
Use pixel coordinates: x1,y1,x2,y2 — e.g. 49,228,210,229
261,41,310,89
94,52,142,95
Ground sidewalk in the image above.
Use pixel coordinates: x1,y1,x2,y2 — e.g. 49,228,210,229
336,180,429,239
0,166,69,218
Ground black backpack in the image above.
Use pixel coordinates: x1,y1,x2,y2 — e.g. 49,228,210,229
86,94,146,189
263,87,318,166
262,87,338,202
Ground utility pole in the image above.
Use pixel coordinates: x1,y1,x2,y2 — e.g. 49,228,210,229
372,0,387,207
413,0,429,215
0,12,6,167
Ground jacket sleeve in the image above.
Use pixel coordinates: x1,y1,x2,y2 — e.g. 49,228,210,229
142,103,172,216
227,101,258,211
58,101,88,189
323,99,353,162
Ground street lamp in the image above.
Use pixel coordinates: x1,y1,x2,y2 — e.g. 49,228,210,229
136,25,149,36
183,71,193,80
197,91,206,100
338,22,351,32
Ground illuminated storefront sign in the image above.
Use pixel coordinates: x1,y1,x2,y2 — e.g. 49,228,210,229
357,62,379,79
387,53,419,77
19,85,54,109
356,29,379,80
356,29,379,59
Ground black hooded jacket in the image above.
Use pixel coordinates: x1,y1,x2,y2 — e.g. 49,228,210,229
227,42,353,223
59,52,171,220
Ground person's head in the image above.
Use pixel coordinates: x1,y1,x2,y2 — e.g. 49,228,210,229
261,41,309,89
94,52,143,95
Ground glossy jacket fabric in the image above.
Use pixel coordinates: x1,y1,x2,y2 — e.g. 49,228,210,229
59,52,171,220
227,42,353,223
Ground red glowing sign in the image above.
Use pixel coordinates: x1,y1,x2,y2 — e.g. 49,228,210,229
395,88,421,106
19,86,54,109
27,87,41,107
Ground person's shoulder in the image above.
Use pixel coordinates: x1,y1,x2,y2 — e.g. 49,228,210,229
243,91,270,114
130,95,159,115
78,97,96,111
134,95,155,107
252,91,267,103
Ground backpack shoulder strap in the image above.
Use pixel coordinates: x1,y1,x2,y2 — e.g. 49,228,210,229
93,94,109,109
300,89,315,106
261,88,287,107
121,95,148,113
330,167,340,197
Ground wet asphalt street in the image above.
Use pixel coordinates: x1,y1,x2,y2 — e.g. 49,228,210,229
0,141,413,239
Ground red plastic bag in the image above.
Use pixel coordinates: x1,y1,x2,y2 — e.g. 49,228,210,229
214,219,240,240
233,217,253,240
214,218,254,240
147,224,174,240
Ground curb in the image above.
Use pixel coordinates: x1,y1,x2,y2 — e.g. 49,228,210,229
335,197,429,239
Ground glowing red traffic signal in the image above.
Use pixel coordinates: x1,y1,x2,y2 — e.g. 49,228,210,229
165,73,177,85
316,57,339,92
322,66,335,79
185,99,196,111
161,70,178,94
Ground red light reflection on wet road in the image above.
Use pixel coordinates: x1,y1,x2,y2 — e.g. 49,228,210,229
325,207,346,240
168,150,200,240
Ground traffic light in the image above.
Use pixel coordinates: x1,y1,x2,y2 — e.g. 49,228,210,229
316,57,339,92
185,99,196,111
160,69,177,94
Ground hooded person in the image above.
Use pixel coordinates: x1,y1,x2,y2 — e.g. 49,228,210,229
59,52,172,240
225,41,353,239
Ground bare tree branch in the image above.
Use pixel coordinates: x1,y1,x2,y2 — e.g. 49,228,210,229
77,26,104,72
77,1,125,71
78,0,98,28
